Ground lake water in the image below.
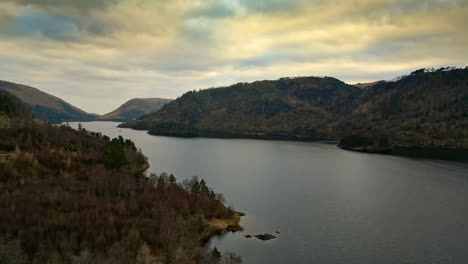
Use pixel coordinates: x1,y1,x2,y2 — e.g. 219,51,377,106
69,121,468,264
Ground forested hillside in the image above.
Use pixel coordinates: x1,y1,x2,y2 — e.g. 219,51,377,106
0,90,240,263
0,80,96,123
121,76,361,139
338,68,468,158
121,68,468,160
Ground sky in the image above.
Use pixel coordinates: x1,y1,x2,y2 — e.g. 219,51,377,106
0,0,467,114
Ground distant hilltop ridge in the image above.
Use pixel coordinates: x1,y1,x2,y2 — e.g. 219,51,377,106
0,80,95,123
121,67,468,161
97,98,173,122
0,80,172,123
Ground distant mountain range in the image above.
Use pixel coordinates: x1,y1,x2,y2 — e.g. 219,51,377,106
97,98,172,122
0,80,172,123
0,80,95,123
121,68,468,161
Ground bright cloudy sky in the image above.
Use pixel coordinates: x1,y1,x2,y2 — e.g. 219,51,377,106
0,0,467,114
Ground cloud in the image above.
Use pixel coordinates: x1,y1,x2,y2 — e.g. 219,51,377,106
187,0,243,19
0,0,466,113
238,0,307,14
1,10,81,39
2,0,120,12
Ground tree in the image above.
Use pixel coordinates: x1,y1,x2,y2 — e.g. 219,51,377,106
169,174,176,184
189,176,200,196
149,173,158,186
102,139,129,169
211,247,221,261
215,193,226,204
200,179,210,197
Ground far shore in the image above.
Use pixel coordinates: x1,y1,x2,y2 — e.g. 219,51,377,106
79,121,468,163
339,145,468,162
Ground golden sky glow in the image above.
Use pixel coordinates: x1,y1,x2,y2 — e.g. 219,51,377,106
0,0,467,113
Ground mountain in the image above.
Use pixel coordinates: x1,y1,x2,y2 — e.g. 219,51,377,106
0,80,95,123
121,68,468,160
0,88,35,128
121,76,361,139
0,90,239,263
337,68,468,159
97,98,172,122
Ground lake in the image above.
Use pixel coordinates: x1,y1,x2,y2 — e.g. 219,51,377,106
69,121,468,264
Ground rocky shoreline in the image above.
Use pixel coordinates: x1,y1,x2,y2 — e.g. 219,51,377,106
254,233,277,240
202,211,244,243
133,161,150,174
202,211,282,243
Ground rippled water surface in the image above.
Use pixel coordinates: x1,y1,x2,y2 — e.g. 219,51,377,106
70,122,468,264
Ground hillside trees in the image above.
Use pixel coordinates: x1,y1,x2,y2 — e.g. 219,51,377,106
0,90,240,263
121,68,468,154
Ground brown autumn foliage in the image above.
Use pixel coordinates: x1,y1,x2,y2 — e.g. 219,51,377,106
0,90,239,264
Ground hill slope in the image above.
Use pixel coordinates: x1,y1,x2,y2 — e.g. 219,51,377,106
0,80,95,123
97,98,172,121
0,90,239,263
121,76,361,139
337,68,468,156
121,68,468,160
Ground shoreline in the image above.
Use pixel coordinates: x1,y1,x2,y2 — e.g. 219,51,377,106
118,124,468,162
202,212,244,244
133,162,150,174
117,123,338,143
146,128,339,143
339,145,468,162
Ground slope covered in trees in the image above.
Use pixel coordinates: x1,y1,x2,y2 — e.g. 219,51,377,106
0,90,240,263
121,76,361,140
0,80,96,123
121,68,468,161
337,68,468,160
97,98,172,122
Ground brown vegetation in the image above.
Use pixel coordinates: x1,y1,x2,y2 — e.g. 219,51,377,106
0,90,241,263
